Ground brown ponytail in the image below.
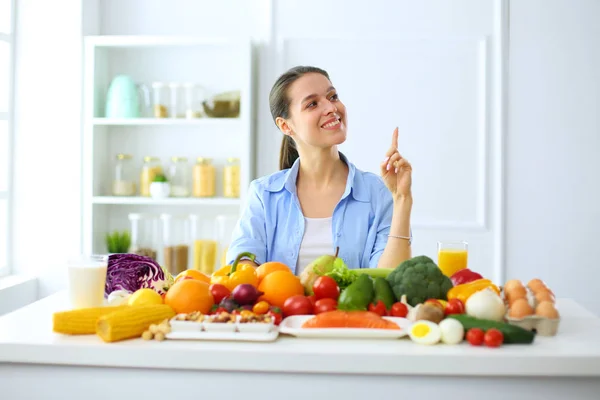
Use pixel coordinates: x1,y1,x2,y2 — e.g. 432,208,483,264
269,66,330,170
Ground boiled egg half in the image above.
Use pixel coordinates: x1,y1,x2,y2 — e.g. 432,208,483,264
408,320,441,345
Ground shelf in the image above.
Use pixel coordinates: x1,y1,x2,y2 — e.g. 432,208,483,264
91,118,240,126
92,196,241,206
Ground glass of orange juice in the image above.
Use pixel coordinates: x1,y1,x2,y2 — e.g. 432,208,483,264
437,241,468,277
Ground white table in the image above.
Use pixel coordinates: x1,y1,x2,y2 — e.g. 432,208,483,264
1,292,599,400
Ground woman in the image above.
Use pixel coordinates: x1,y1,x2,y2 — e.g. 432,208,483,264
226,66,413,274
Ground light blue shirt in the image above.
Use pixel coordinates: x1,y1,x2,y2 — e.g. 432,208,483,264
226,154,394,274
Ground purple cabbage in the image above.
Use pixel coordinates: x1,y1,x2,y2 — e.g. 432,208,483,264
105,253,171,296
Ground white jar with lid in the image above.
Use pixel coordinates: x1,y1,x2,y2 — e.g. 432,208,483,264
112,154,136,196
168,156,191,197
151,82,168,118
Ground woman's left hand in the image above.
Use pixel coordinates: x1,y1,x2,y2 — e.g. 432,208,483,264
381,127,412,201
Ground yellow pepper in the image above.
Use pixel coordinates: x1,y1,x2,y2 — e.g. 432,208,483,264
446,279,500,304
211,252,259,291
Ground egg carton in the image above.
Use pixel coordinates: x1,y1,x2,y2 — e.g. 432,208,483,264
505,314,561,337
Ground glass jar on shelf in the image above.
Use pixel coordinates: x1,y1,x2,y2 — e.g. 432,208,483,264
192,157,216,198
140,156,163,197
151,82,168,118
223,157,241,198
128,213,160,261
168,156,191,197
189,215,218,275
169,83,184,118
112,153,136,196
215,214,240,266
161,214,192,276
184,83,205,119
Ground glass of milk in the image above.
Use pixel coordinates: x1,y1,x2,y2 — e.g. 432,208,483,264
67,255,108,309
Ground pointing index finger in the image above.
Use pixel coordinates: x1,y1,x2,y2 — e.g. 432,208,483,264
391,127,399,150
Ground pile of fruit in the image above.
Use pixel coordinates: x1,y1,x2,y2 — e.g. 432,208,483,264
53,249,559,347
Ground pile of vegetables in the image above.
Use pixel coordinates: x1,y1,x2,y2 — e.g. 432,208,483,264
104,253,173,297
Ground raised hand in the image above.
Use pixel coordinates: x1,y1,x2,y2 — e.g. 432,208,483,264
380,127,412,200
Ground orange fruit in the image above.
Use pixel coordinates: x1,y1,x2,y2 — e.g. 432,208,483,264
165,279,214,314
258,270,304,308
174,269,211,284
255,262,291,283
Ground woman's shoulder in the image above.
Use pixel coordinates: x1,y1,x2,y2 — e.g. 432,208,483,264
249,168,291,194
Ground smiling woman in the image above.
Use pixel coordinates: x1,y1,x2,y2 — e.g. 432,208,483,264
226,65,413,274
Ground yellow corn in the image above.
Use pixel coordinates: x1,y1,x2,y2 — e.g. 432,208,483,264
96,304,175,343
53,306,128,335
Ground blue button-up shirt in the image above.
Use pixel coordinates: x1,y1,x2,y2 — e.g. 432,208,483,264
226,154,394,274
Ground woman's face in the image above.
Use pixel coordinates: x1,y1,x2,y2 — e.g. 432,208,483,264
278,73,347,150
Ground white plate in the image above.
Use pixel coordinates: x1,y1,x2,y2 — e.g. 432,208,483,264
166,329,279,342
169,319,203,332
278,315,412,339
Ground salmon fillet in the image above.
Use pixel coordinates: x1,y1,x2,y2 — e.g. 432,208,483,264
301,310,400,330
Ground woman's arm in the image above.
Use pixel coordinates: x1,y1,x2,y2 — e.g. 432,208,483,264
224,181,267,268
376,195,412,269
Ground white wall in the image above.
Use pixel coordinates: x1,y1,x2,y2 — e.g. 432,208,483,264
8,0,599,315
12,0,83,297
507,0,600,313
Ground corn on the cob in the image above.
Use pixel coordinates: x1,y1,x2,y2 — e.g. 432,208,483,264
53,306,128,335
96,304,175,343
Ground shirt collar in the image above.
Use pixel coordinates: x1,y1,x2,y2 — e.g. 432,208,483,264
264,152,370,202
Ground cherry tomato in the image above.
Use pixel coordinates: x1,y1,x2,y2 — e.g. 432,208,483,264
368,300,387,317
466,328,485,346
307,295,318,309
312,276,340,300
444,299,465,315
267,306,283,326
484,328,504,348
314,298,337,314
209,284,231,304
390,302,408,318
283,295,314,317
252,301,270,315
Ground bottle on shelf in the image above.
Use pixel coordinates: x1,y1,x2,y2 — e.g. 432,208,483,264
140,156,163,197
189,215,218,275
168,156,191,197
223,157,241,198
160,213,192,276
184,83,205,119
128,213,160,261
192,157,216,198
151,82,168,118
112,153,136,196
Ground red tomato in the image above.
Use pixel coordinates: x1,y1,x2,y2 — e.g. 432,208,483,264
466,328,485,346
445,299,465,315
484,329,504,348
283,295,314,317
314,298,337,314
307,295,318,309
368,300,387,317
209,284,231,304
390,302,408,318
267,306,283,326
312,276,340,300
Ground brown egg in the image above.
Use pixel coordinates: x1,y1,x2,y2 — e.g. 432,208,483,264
506,289,526,305
536,301,560,319
535,289,555,304
508,285,528,299
509,298,534,319
503,279,524,294
527,278,546,292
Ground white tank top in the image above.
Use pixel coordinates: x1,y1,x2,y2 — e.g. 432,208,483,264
296,217,335,275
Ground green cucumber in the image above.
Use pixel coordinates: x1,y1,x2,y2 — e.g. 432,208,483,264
447,314,536,344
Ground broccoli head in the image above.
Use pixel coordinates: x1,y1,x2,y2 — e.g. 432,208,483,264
386,255,453,307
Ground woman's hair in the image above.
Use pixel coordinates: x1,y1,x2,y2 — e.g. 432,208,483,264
269,66,330,170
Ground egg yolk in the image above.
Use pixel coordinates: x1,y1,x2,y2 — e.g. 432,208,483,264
412,324,431,338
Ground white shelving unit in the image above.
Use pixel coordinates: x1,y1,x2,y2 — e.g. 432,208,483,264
82,36,254,258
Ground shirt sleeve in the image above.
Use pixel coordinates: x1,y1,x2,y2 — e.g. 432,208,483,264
225,180,268,265
368,185,394,268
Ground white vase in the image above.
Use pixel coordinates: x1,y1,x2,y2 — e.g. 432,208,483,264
150,182,170,199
